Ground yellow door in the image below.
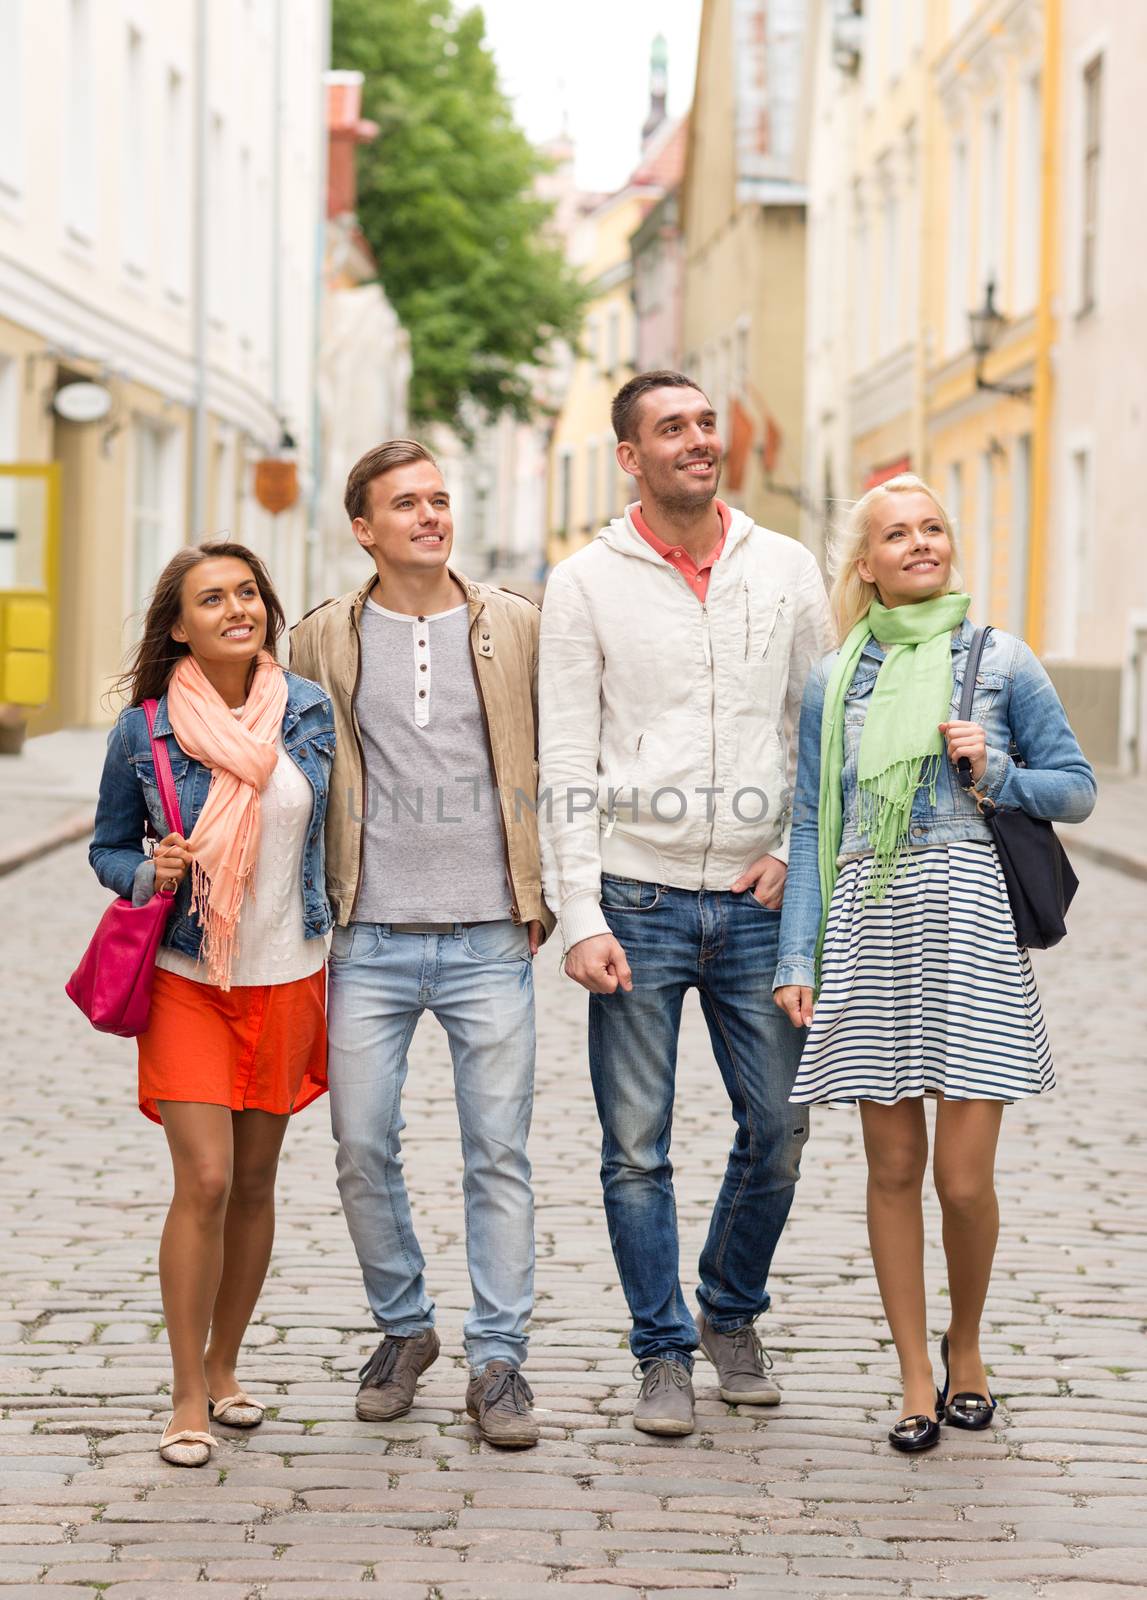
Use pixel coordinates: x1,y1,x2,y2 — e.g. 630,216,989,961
0,463,61,731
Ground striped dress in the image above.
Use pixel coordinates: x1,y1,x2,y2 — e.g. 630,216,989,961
789,839,1054,1105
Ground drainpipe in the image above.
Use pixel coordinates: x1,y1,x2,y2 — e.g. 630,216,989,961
306,0,332,608
271,0,284,416
190,0,209,538
1026,0,1060,654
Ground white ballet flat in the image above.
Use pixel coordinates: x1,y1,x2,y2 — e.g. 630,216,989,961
159,1416,216,1468
209,1391,266,1428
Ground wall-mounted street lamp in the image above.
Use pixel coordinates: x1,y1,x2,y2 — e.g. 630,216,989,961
968,281,1033,400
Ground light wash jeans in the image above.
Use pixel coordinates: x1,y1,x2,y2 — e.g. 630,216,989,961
327,919,536,1369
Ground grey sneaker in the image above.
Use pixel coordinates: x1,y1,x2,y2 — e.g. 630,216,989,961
355,1329,440,1420
696,1311,780,1405
465,1360,539,1448
633,1357,695,1436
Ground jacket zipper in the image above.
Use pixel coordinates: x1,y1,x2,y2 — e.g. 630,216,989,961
468,610,521,924
758,593,786,659
347,613,368,923
743,581,752,660
700,601,718,878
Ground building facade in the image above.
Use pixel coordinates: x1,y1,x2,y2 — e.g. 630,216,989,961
680,0,809,538
0,0,326,735
1042,0,1147,769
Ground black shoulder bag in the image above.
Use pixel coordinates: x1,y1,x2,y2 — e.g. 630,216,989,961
956,626,1078,949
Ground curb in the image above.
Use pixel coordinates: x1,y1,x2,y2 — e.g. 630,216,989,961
1067,835,1147,883
0,809,96,878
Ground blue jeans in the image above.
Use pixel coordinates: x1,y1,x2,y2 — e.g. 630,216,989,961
327,920,536,1369
590,876,809,1367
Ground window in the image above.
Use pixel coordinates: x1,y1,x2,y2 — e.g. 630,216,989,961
734,318,750,396
122,28,147,273
0,0,22,199
238,146,253,347
1009,434,1032,635
945,139,969,355
0,357,17,589
1014,73,1042,312
1080,56,1103,313
585,316,599,368
853,202,870,370
880,184,900,355
606,308,621,375
131,420,181,620
64,0,96,241
945,460,964,570
978,105,1003,303
208,113,227,327
1065,445,1093,649
163,69,189,299
213,432,236,536
586,439,599,529
558,448,573,535
975,450,995,616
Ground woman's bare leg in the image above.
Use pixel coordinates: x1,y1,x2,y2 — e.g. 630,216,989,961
859,1099,934,1420
203,1110,289,1402
933,1096,1004,1400
157,1102,235,1434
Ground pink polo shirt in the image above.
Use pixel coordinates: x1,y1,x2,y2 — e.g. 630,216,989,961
629,500,732,603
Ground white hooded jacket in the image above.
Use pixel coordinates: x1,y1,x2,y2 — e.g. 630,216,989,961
538,504,834,950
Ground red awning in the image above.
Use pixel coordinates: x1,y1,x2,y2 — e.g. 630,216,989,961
863,455,911,490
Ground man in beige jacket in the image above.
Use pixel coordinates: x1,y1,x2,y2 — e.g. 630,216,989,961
539,372,833,1435
291,439,551,1449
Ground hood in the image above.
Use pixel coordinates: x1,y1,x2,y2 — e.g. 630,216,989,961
596,502,756,564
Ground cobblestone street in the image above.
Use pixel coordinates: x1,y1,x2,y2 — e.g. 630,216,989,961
1,839,1145,1599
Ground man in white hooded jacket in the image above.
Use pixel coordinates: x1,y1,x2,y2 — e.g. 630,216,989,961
538,371,833,1435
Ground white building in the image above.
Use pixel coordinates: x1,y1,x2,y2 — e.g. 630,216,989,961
1044,0,1147,770
0,0,327,732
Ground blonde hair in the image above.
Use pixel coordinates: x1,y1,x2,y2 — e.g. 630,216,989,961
827,472,963,641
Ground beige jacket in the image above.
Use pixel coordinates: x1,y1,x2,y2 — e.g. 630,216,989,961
290,570,553,936
539,505,834,950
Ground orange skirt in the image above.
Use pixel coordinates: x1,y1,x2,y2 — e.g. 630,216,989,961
136,966,328,1124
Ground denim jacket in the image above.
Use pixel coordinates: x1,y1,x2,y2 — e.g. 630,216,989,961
89,672,336,959
774,621,1097,990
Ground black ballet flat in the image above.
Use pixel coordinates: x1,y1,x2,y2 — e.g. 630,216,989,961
888,1413,941,1453
938,1333,997,1431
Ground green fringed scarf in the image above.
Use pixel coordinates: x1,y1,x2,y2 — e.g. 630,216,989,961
815,593,971,981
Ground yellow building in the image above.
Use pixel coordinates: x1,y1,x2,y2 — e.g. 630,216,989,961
680,0,809,537
923,0,1051,643
0,2,326,739
545,184,653,566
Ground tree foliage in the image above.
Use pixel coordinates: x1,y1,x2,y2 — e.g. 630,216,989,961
332,0,586,429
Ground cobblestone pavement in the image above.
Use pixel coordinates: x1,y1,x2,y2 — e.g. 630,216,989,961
2,841,1145,1600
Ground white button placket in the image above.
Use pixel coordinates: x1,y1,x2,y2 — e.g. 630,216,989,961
414,615,430,727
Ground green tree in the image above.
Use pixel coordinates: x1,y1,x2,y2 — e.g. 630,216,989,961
332,0,586,429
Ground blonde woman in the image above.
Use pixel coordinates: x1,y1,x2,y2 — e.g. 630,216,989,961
773,475,1095,1452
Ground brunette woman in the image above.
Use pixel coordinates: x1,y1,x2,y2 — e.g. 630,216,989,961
90,541,334,1467
773,475,1095,1453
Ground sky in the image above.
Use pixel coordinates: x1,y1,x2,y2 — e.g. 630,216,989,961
475,0,703,193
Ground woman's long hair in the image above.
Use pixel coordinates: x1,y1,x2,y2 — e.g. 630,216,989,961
113,541,287,707
827,473,964,642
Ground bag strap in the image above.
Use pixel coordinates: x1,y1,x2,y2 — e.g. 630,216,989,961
143,698,184,836
956,626,992,790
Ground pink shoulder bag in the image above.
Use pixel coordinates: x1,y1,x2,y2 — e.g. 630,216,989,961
66,699,185,1037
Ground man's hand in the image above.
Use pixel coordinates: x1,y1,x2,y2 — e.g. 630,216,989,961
774,985,814,1029
564,932,633,994
527,920,544,957
730,853,787,910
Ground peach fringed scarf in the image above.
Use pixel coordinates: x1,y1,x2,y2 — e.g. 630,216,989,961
166,651,288,990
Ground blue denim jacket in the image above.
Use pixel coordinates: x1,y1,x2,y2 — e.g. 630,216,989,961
89,672,336,958
774,621,1097,990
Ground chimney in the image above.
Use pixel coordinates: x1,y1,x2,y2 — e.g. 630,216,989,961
325,70,379,219
641,34,668,146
